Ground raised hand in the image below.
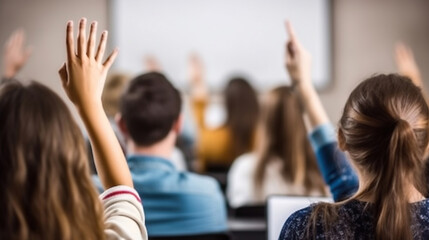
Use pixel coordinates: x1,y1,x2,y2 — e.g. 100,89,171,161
188,53,207,100
2,29,32,78
59,18,132,189
284,21,328,128
188,54,204,84
285,21,312,86
144,55,162,72
395,42,423,87
59,18,118,109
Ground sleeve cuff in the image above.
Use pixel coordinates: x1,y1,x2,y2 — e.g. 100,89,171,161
309,123,337,152
100,185,141,203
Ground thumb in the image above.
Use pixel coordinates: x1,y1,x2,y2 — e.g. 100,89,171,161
58,62,68,88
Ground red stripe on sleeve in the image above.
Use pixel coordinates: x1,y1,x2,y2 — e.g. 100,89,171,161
102,190,142,203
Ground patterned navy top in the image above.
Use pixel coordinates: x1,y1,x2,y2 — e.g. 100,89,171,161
279,199,429,240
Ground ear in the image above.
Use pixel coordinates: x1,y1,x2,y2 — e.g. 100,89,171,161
115,113,129,139
337,128,347,151
172,114,184,134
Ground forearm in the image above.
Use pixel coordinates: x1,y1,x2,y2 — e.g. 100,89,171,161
79,101,133,189
296,79,329,130
309,124,359,201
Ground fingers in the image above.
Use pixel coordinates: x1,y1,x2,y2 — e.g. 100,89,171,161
66,21,75,61
95,31,107,63
87,21,98,58
58,62,68,87
77,18,87,58
285,21,297,42
103,48,119,69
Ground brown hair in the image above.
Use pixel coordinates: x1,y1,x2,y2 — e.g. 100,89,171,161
254,86,326,195
309,74,429,239
0,81,105,240
102,73,130,117
224,77,260,157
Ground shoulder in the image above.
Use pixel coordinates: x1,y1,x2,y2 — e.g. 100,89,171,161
279,206,313,240
229,153,256,175
178,171,224,196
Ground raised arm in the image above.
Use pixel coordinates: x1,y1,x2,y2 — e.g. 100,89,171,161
284,22,328,130
284,21,358,201
395,43,424,88
189,54,209,127
58,18,132,189
2,30,32,79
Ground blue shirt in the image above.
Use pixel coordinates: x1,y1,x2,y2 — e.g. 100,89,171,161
95,155,228,236
308,124,359,201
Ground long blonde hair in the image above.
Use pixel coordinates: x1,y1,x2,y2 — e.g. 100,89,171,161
0,81,105,240
309,74,429,239
253,86,326,195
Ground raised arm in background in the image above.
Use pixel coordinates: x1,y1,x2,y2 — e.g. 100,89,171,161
2,30,32,79
58,18,133,189
284,21,358,201
395,42,424,88
189,54,209,126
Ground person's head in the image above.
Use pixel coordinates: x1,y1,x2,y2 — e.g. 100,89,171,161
254,86,325,194
338,74,429,239
224,77,259,157
0,81,104,240
119,72,182,148
102,73,130,118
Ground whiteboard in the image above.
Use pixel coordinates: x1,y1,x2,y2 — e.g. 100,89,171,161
109,0,331,91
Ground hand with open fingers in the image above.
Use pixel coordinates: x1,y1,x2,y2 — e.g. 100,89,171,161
3,29,32,78
284,21,312,86
59,18,118,109
395,42,423,87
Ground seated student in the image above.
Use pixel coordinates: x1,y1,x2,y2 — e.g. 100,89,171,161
279,22,429,239
0,19,147,239
189,55,260,172
227,86,327,208
106,72,228,236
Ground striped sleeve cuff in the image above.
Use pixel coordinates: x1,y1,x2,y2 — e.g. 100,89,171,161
309,123,337,152
100,185,141,203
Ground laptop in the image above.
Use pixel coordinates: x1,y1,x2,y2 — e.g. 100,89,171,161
266,195,332,240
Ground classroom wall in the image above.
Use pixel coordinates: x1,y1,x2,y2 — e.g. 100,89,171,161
1,0,429,124
0,0,109,127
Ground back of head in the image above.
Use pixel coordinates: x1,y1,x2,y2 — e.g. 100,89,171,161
120,72,182,146
224,77,260,156
0,81,104,240
102,73,130,117
339,74,429,240
254,86,325,194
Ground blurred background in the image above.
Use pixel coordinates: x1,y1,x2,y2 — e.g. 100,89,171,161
1,0,429,124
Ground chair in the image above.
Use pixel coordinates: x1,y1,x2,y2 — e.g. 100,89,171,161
232,205,266,219
149,232,231,240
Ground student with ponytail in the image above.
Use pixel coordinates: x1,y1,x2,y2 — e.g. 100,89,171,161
279,22,429,240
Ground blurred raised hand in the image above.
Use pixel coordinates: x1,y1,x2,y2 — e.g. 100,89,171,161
284,21,311,86
3,29,32,78
395,42,423,88
284,21,328,128
188,53,207,100
144,55,162,72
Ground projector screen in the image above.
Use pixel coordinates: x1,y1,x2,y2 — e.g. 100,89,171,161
109,0,331,91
